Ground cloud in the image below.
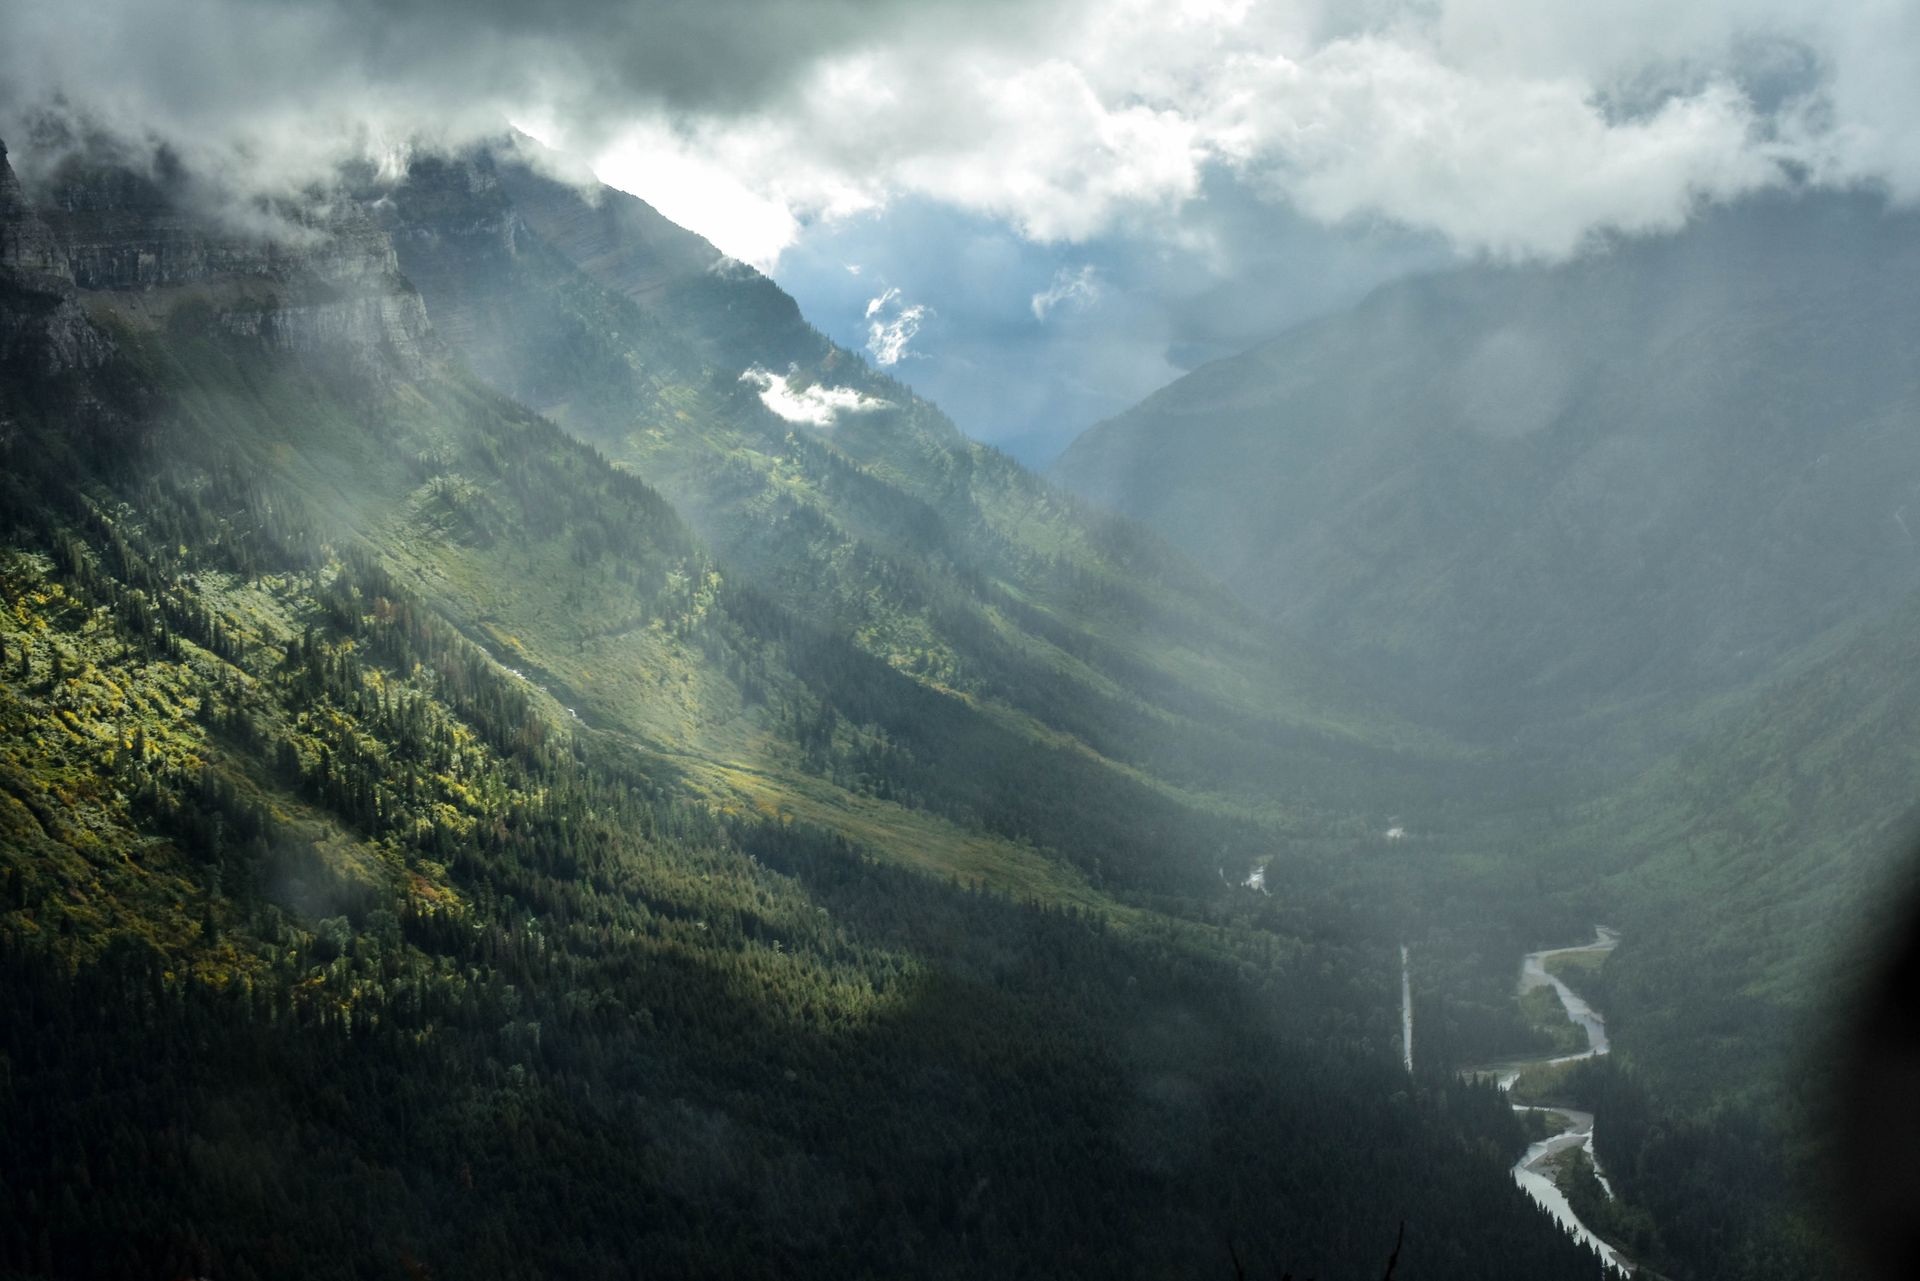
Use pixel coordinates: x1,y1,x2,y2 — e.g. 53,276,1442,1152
563,1,1920,263
7,1,1920,263
864,288,929,365
0,0,1032,231
589,121,802,268
740,365,889,426
1031,265,1103,319
1205,36,1783,259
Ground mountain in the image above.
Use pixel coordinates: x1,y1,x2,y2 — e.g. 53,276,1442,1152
371,139,1470,825
0,137,1606,1280
1053,192,1920,747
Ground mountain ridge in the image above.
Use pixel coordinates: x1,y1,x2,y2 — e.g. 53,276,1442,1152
1054,189,1920,747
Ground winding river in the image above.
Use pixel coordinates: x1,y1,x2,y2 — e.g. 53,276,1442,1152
1411,928,1633,1273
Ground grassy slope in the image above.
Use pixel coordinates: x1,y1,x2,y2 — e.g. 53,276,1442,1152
154,316,1145,913
377,147,1464,830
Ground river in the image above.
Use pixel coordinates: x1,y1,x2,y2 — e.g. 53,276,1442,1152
1414,927,1633,1274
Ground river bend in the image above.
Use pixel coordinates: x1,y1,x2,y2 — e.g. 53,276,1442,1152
1423,928,1633,1274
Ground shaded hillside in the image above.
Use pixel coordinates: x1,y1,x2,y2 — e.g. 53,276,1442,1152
1055,193,1920,744
1546,581,1920,1115
1464,592,1920,1281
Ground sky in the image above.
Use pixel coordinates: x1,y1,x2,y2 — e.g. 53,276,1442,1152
6,1,1920,461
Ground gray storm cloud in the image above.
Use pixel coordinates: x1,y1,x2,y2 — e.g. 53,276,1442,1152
6,1,1919,259
0,0,1028,198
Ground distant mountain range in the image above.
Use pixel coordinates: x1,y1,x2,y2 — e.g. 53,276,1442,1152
1055,193,1920,745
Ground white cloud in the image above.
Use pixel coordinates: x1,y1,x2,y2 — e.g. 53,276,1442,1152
9,1,1920,265
1204,38,1782,258
740,366,890,426
864,288,929,365
1031,265,1103,319
593,122,805,269
573,0,1920,264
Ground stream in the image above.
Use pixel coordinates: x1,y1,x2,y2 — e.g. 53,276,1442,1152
1415,928,1633,1274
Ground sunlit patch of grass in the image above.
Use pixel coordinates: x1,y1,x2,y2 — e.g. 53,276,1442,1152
695,752,1119,914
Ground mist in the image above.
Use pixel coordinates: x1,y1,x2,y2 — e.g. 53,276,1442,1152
5,6,1920,1280
9,1,1920,454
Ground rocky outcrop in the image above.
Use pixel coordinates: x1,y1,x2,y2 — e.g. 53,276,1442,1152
0,139,72,287
490,139,718,303
491,141,831,377
213,285,433,373
0,284,113,379
2,139,435,382
365,149,534,359
1,139,112,380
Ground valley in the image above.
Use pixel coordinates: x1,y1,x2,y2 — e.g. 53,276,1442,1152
0,134,1609,1280
0,111,1906,1281
1054,186,1920,1281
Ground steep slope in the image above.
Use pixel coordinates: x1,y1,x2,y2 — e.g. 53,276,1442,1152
0,141,1608,1279
1585,591,1920,1071
371,140,1459,826
1537,581,1920,1118
1464,593,1920,1281
1054,192,1920,743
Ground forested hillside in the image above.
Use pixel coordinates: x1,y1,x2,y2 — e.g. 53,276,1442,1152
0,139,1610,1279
1514,590,1920,1280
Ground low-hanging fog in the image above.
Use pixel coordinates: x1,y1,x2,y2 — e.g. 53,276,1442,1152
8,0,1920,459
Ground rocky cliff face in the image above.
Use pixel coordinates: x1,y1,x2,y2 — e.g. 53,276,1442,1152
1,139,111,380
1,139,433,381
0,140,71,286
367,149,532,358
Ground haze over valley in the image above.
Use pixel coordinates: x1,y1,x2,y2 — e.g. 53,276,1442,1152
5,4,1920,1280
